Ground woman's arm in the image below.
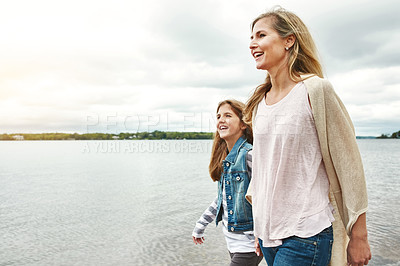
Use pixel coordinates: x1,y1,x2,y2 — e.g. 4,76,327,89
347,213,372,265
306,76,371,265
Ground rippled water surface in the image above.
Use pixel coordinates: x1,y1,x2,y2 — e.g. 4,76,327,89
0,139,399,265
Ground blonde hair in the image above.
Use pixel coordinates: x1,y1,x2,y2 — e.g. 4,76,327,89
209,99,253,182
244,6,323,125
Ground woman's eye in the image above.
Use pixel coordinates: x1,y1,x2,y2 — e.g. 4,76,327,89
259,33,266,38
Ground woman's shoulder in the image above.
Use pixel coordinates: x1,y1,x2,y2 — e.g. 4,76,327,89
302,75,335,96
302,75,332,88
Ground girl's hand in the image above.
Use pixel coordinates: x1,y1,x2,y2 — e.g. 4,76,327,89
192,236,205,245
255,238,262,256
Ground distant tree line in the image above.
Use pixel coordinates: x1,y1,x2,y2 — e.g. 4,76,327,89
377,130,400,139
0,131,214,141
2,129,398,141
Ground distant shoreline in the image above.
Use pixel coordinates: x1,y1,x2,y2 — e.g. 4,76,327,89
0,131,214,141
1,130,399,141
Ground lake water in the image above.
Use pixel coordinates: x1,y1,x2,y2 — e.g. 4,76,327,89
0,139,399,266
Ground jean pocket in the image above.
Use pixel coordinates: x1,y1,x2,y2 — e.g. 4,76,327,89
290,236,317,246
325,239,334,265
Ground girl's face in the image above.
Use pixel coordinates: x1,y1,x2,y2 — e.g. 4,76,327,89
216,104,246,144
249,17,288,71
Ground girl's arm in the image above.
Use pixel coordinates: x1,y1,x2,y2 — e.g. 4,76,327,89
245,150,253,204
192,197,218,244
246,150,252,180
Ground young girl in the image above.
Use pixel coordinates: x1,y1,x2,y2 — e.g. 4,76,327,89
192,99,262,266
245,7,371,266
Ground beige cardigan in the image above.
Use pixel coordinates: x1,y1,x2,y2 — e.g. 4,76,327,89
246,75,368,265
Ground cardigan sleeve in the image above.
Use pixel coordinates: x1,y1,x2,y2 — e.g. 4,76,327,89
306,76,368,235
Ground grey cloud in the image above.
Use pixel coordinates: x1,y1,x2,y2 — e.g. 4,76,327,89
311,0,400,73
161,15,240,63
151,1,242,63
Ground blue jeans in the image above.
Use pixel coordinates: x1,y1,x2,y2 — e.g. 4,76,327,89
259,226,333,266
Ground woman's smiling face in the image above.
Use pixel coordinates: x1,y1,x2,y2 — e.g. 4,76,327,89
249,17,288,71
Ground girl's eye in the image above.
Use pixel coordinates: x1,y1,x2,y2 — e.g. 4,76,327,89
259,33,266,38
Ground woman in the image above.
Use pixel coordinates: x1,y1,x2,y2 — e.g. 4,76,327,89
192,99,262,266
244,7,372,266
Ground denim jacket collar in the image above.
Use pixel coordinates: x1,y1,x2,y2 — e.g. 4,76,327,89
224,136,246,165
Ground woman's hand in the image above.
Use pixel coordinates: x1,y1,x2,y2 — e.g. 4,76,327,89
347,213,372,265
347,236,371,265
192,236,205,245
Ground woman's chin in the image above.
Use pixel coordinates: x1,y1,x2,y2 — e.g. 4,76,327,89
255,64,265,70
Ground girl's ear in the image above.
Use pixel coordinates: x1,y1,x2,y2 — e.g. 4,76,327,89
240,123,247,131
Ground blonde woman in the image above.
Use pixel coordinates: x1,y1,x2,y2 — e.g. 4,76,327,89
244,7,371,266
192,99,262,266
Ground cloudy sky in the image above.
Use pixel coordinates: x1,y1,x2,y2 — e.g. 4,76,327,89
1,0,399,136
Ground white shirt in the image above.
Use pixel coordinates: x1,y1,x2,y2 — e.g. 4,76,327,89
250,82,334,247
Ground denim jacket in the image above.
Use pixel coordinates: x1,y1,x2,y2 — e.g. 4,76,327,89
215,136,253,232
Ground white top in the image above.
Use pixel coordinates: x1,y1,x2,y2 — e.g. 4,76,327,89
250,82,334,247
221,181,256,253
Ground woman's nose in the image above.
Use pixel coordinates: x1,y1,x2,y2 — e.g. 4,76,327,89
249,40,257,50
